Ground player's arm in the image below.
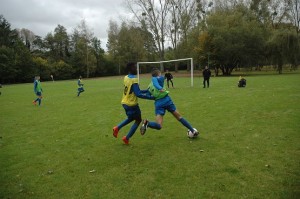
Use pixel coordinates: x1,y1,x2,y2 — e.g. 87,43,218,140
132,83,154,100
152,77,164,92
34,81,37,93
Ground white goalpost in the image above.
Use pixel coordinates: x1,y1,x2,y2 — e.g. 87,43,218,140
137,58,194,87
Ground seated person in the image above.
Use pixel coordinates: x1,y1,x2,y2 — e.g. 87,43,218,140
238,76,246,87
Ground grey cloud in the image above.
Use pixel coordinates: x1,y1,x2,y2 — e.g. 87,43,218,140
0,0,128,48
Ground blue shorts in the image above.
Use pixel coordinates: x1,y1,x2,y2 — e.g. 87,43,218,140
36,92,42,96
154,95,176,116
122,104,141,120
78,87,84,92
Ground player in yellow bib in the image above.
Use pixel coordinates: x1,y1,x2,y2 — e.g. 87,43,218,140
113,62,154,144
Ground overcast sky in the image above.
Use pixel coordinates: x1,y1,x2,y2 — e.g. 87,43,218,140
0,0,130,49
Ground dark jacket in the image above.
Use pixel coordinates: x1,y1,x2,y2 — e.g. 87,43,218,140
164,72,173,80
203,69,211,79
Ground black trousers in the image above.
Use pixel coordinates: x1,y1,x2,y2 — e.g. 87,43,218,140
166,79,174,88
203,78,210,88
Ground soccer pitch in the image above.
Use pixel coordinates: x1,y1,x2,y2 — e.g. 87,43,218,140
0,73,299,198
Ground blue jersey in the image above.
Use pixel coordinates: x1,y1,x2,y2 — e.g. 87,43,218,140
152,75,165,90
149,75,175,115
78,79,84,88
34,80,42,93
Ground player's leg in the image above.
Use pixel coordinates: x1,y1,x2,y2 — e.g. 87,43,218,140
124,115,142,143
203,79,206,88
140,115,163,135
113,105,135,138
148,115,163,129
33,92,40,105
118,118,133,129
171,110,195,133
33,96,38,105
34,92,42,106
170,79,174,88
122,105,142,144
38,95,42,105
79,87,84,95
207,78,210,88
167,80,170,88
140,104,165,135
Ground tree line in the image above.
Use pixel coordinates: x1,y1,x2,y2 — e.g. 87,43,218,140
0,0,299,83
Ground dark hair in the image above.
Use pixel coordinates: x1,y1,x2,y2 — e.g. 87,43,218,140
126,62,136,72
151,68,160,77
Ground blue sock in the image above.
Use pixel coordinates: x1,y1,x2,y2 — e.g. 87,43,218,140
126,122,139,140
38,98,41,105
118,118,132,130
179,118,193,132
35,98,39,102
148,121,161,130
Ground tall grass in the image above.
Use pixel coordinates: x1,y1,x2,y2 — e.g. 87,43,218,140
0,73,299,198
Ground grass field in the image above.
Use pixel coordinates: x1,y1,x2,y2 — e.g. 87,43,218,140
0,72,299,199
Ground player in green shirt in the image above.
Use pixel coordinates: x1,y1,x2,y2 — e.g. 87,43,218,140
77,76,85,96
33,76,43,106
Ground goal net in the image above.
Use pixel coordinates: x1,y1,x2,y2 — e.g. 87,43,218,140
137,58,194,87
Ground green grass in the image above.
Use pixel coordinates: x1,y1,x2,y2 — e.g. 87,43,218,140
0,73,299,199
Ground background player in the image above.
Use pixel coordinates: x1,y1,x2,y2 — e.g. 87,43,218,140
32,76,43,106
140,68,199,137
164,69,174,88
77,76,85,96
112,62,154,144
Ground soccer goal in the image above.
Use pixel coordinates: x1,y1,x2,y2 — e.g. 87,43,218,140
137,58,194,87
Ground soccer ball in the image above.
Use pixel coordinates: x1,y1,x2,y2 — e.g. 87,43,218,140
187,128,199,138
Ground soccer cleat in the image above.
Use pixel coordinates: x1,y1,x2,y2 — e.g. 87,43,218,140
32,100,37,106
113,126,119,138
140,119,149,135
122,136,129,145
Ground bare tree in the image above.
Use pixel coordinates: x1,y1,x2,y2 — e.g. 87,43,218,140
125,0,171,64
168,0,198,53
75,19,94,78
288,0,300,34
18,28,35,49
106,20,120,57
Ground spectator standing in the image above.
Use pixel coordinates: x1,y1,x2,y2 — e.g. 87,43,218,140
202,66,211,88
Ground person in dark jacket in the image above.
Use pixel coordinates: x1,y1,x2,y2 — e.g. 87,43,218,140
164,70,174,88
202,66,211,88
238,76,246,87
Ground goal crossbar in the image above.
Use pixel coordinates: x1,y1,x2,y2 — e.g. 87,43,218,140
137,58,194,87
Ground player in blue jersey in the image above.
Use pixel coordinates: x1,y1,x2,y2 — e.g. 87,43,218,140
77,76,85,96
112,62,154,144
140,68,199,137
32,76,43,106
